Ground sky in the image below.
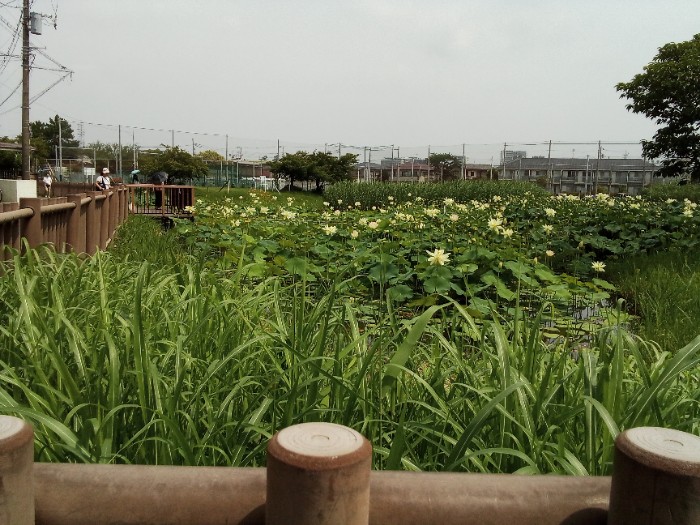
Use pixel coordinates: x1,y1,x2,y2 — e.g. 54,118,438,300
1,0,699,162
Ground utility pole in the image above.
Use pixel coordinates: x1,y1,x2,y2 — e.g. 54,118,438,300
21,0,31,179
390,144,394,181
58,117,63,180
118,124,122,178
547,139,552,192
502,143,507,179
593,141,602,194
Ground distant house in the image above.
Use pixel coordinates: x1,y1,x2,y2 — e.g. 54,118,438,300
464,163,494,180
0,141,23,152
499,157,659,195
355,162,384,182
360,159,494,183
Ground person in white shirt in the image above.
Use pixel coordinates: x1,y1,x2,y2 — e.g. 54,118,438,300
96,167,112,190
42,172,53,197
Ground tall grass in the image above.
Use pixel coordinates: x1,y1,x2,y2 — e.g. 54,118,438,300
607,249,700,352
323,180,548,209
195,186,326,209
1,245,697,472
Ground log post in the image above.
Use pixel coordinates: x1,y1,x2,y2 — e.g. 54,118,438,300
19,197,42,251
0,416,35,525
99,193,109,250
266,423,371,525
65,194,84,254
609,426,700,524
85,192,99,255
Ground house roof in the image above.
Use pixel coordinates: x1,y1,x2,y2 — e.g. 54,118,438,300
503,157,657,170
0,141,22,152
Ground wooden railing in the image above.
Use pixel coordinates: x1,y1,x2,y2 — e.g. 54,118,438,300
0,187,129,259
127,184,195,217
0,417,698,525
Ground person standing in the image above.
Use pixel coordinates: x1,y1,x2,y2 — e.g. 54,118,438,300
96,167,112,190
42,172,53,197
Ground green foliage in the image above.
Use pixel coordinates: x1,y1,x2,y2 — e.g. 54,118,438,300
616,33,700,180
428,153,461,181
140,146,209,184
29,115,79,162
608,249,700,352
196,150,225,161
0,247,697,472
268,151,358,191
0,186,698,473
642,181,700,202
0,136,20,171
324,180,549,209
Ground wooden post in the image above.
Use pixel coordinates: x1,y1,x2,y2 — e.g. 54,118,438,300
99,193,109,250
266,423,371,525
19,197,42,251
609,427,700,524
85,192,99,255
66,194,85,254
0,416,35,525
107,190,116,243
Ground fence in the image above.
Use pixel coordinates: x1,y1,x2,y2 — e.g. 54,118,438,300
0,417,698,525
127,184,195,216
0,186,129,259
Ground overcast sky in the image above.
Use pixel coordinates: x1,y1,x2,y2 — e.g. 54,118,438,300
1,0,698,161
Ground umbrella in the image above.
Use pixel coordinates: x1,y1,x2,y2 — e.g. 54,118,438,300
151,171,169,184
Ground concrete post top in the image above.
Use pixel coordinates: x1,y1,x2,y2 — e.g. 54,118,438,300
268,422,372,471
617,426,700,476
0,415,33,456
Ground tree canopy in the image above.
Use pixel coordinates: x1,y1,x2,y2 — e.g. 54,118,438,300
268,151,358,191
196,149,225,161
0,136,21,172
616,33,700,181
140,146,209,184
29,115,79,162
429,153,462,181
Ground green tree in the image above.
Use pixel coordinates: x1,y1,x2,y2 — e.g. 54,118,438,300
140,146,208,184
0,136,21,172
429,153,461,182
268,151,314,190
29,115,79,163
309,151,358,191
196,150,225,161
268,151,358,191
616,34,700,181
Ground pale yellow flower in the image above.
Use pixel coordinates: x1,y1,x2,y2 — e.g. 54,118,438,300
322,225,337,235
544,208,556,217
546,250,555,257
427,248,451,266
591,261,606,273
542,224,554,234
488,217,503,230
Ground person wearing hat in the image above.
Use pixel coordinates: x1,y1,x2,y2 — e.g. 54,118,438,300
96,167,112,190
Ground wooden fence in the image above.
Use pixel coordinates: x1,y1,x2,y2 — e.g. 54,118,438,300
0,187,129,259
0,417,698,525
